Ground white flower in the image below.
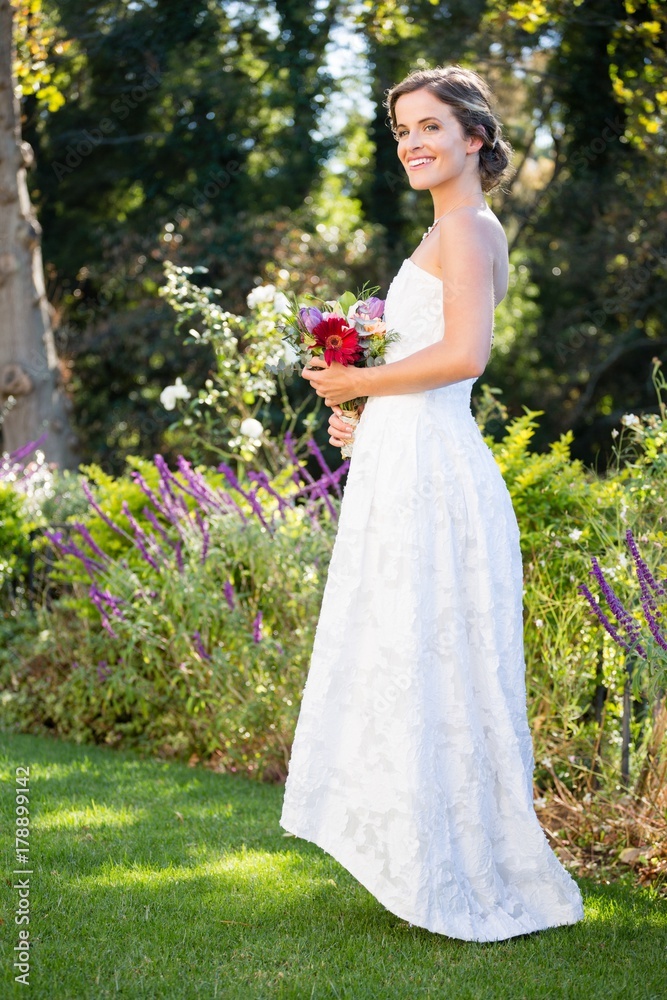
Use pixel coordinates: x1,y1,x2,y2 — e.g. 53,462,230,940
160,377,191,411
282,339,300,366
621,413,640,427
569,529,583,541
246,284,276,309
611,428,619,439
273,291,291,315
534,618,544,629
240,417,263,439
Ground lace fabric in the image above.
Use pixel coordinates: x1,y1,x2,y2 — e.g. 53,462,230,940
279,258,584,941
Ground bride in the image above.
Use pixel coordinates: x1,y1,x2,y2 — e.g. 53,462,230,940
279,65,584,942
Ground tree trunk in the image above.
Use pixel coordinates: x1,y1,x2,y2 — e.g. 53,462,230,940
0,0,77,467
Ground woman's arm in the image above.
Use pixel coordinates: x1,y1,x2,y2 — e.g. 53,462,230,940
303,210,496,407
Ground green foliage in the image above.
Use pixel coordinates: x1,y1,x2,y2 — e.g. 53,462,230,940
0,484,32,592
484,387,667,790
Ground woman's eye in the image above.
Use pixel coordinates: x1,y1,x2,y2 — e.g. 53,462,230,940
424,123,439,132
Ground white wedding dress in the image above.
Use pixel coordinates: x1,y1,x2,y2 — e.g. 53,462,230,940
279,257,584,942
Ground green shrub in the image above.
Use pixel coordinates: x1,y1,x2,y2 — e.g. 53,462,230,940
0,444,342,781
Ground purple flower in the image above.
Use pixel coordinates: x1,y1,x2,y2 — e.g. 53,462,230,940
192,630,211,660
7,433,48,465
217,462,270,530
130,470,176,524
298,306,323,333
195,510,210,564
72,523,110,563
252,610,263,643
121,501,165,570
247,469,292,516
283,431,305,487
224,580,235,610
578,582,647,658
80,479,133,541
96,660,112,683
626,529,666,597
590,558,643,645
364,296,385,318
89,584,126,622
44,529,105,579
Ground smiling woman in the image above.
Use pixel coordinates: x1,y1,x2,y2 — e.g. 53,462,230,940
280,65,585,943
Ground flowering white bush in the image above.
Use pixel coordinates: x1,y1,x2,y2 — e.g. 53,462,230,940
240,418,263,439
159,262,324,472
160,377,191,411
246,283,291,315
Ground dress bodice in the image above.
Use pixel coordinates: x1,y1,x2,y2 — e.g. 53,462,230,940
366,257,479,417
383,258,448,362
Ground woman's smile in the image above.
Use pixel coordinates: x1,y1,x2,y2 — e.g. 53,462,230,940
407,156,436,170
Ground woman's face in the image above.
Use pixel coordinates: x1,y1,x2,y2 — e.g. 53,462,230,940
393,89,482,191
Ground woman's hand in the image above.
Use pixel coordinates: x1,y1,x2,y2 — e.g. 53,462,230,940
327,403,365,448
301,358,362,408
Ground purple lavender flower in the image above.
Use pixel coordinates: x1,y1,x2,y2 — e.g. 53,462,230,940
195,510,210,564
121,501,165,570
284,431,305,487
192,630,211,660
224,580,235,610
7,433,48,465
89,584,126,621
626,528,666,597
96,660,112,683
142,507,176,548
246,469,291,515
578,583,647,658
252,610,263,643
72,523,110,563
44,530,105,579
80,479,133,541
590,558,644,645
217,462,269,530
129,470,180,527
176,455,227,514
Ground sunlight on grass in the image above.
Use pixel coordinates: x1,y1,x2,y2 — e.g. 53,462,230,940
37,801,146,830
582,890,666,926
74,848,331,895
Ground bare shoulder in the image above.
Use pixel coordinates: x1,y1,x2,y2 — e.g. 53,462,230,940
439,205,509,304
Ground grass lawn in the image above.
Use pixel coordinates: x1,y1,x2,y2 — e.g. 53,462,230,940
1,732,665,1000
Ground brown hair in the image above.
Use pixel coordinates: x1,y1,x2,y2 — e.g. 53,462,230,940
385,65,513,193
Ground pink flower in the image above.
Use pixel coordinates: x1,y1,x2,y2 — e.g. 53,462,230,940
348,297,386,336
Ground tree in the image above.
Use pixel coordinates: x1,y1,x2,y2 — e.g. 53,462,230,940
0,0,76,465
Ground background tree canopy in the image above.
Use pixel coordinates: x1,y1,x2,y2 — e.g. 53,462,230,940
14,0,667,472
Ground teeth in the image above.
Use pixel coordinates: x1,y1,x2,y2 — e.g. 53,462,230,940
409,158,434,167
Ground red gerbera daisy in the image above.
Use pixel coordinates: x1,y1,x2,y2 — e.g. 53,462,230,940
311,316,363,366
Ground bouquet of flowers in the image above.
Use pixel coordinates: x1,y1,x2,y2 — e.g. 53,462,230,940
283,288,400,458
